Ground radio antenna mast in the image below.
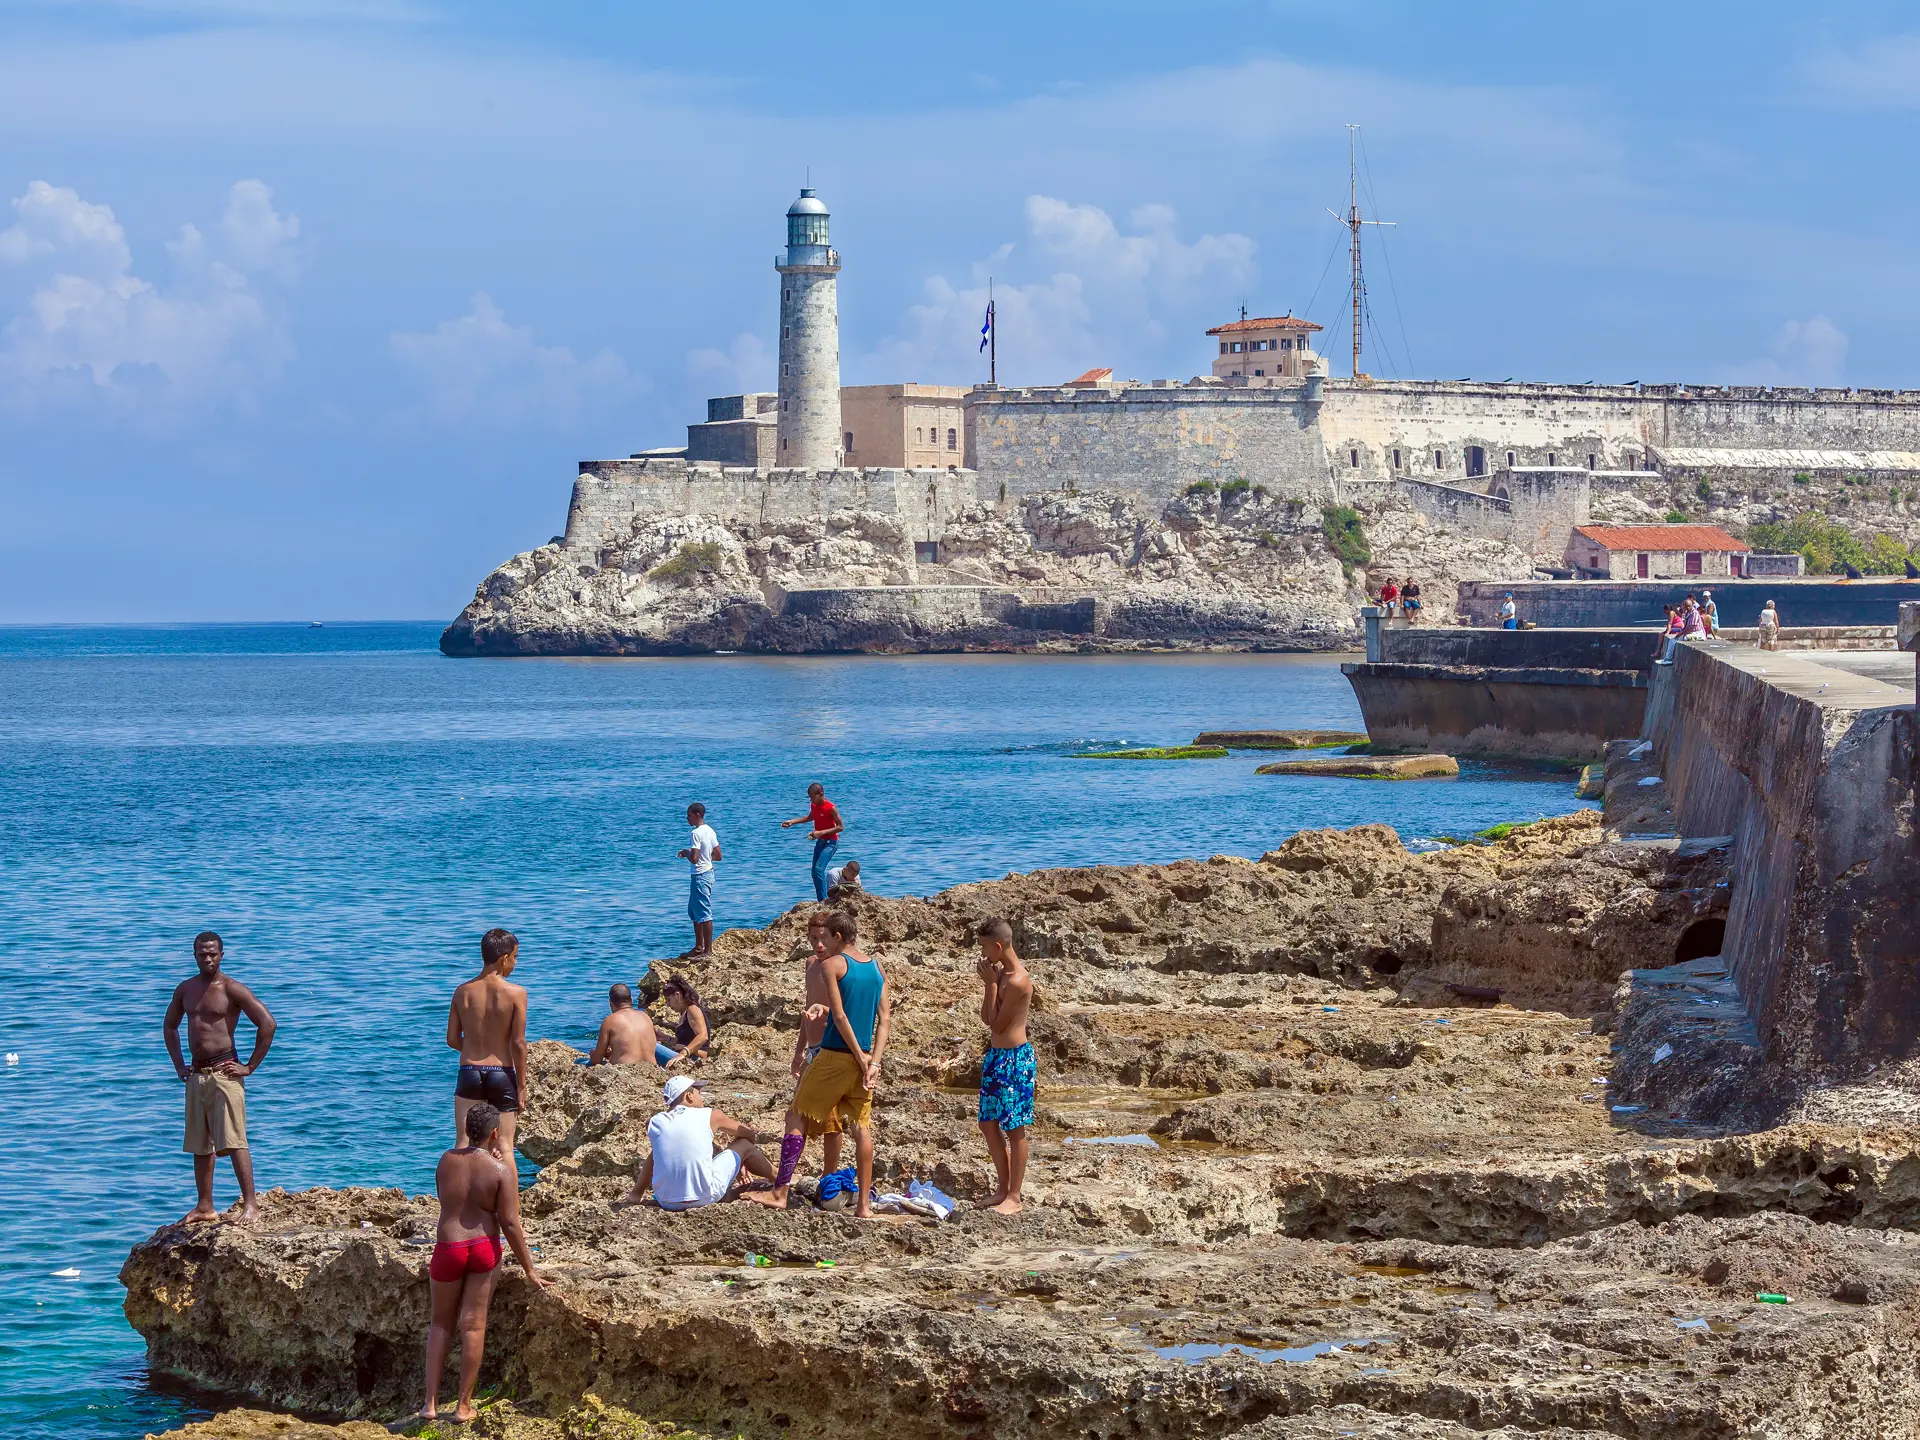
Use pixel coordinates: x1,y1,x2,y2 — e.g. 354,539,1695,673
1326,124,1394,380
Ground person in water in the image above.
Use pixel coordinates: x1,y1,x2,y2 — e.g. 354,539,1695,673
615,1076,775,1212
163,931,277,1225
781,782,844,902
448,928,529,1160
975,916,1035,1215
654,976,711,1067
678,802,721,959
422,1102,548,1424
588,983,661,1067
765,910,889,1217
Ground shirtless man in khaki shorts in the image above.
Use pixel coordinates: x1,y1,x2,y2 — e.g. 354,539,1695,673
163,931,277,1224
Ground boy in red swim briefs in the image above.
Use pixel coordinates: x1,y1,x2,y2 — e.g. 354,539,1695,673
422,1102,548,1424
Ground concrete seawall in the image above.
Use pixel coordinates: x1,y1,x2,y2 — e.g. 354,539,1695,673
1341,624,1653,759
1643,644,1917,1078
1459,578,1920,629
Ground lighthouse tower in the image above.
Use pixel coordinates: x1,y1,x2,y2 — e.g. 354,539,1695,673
775,188,843,469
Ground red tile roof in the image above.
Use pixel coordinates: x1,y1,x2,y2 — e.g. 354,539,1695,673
1065,367,1114,387
1205,316,1324,335
1572,524,1750,552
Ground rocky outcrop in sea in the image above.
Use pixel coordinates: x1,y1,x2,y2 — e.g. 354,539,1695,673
124,813,1920,1438
440,482,1534,657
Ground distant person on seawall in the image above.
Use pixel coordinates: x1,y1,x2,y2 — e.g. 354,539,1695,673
781,782,845,902
421,1101,548,1425
1757,600,1781,651
163,931,276,1225
1498,593,1517,629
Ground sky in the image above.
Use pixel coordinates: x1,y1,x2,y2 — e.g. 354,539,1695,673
3,0,1920,622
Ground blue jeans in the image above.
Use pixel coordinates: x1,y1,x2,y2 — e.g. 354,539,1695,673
655,1041,678,1066
688,869,714,924
811,838,838,901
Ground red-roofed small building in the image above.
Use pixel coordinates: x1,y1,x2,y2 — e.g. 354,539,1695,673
1206,315,1323,382
1565,523,1751,580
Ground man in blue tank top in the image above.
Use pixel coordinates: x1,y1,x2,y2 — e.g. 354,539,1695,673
761,910,889,1217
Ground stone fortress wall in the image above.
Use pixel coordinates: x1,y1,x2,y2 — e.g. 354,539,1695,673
569,458,978,556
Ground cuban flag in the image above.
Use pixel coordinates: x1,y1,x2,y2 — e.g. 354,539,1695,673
979,299,994,352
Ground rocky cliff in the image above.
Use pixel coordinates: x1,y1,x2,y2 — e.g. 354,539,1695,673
123,815,1920,1438
440,484,1533,657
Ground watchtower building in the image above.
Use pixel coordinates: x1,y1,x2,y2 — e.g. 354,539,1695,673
775,188,843,469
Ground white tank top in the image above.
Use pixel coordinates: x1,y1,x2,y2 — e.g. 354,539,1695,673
648,1104,722,1210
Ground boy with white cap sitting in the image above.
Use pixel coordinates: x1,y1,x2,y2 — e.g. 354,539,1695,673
614,1075,774,1212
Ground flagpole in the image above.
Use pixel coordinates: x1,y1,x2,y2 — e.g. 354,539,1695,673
989,277,996,386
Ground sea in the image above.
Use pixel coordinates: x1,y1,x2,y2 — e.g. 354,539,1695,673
0,622,1595,1438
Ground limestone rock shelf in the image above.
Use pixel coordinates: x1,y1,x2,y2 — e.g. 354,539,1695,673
123,814,1920,1437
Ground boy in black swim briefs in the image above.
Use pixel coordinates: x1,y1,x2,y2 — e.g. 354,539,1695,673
447,928,529,1162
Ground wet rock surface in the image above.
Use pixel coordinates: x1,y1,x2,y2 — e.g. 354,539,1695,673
124,816,1920,1438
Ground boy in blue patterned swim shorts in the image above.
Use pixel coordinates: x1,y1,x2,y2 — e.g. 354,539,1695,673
975,916,1035,1214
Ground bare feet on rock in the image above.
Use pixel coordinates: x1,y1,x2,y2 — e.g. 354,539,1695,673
236,1201,261,1225
738,1188,786,1208
987,1197,1024,1215
177,1204,221,1226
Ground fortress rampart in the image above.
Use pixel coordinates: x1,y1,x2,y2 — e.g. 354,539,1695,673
568,458,977,552
964,377,1920,506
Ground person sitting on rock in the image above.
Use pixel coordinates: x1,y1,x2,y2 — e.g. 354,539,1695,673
614,1076,775,1211
587,983,661,1067
825,857,862,899
423,1102,548,1425
1378,576,1399,618
1401,578,1422,624
655,976,711,1067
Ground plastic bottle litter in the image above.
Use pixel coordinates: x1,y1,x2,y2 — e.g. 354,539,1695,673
1611,1104,1644,1114
1755,1292,1791,1304
1432,1017,1450,1025
1322,1006,1339,1013
814,1259,837,1269
746,1253,774,1268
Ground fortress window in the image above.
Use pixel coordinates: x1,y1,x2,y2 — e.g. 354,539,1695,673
783,326,790,339
1220,342,1229,354
1588,454,1596,469
1282,339,1292,350
1254,369,1264,376
1350,449,1360,468
1506,450,1515,467
1393,448,1402,469
845,431,854,451
1231,342,1243,353
947,428,957,450
915,428,923,444
782,363,790,377
1434,450,1444,468
1547,452,1556,466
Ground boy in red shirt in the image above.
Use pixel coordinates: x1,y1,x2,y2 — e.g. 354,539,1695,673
781,782,845,901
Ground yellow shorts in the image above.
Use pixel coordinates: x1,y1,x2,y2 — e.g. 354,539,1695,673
793,1049,872,1137
184,1070,248,1154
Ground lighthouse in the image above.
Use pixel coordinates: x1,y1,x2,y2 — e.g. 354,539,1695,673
775,188,843,470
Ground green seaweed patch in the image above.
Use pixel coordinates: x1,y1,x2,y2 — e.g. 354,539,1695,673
1073,745,1230,760
1473,820,1540,842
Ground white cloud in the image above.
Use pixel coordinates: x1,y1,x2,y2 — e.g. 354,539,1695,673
868,195,1257,386
1719,316,1848,387
389,293,646,428
0,179,301,415
686,331,772,394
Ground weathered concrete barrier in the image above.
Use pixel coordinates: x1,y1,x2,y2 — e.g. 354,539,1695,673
1642,642,1918,1079
1459,577,1920,629
1341,623,1653,759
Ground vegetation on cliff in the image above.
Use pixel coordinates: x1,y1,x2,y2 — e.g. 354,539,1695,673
1746,511,1917,576
1320,504,1371,579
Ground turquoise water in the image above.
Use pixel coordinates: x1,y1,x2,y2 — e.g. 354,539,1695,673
0,623,1592,1437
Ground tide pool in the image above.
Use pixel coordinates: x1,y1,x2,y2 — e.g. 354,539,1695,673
0,623,1592,1437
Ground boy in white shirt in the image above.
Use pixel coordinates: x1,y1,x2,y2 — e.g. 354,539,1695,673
614,1076,772,1212
678,803,721,959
